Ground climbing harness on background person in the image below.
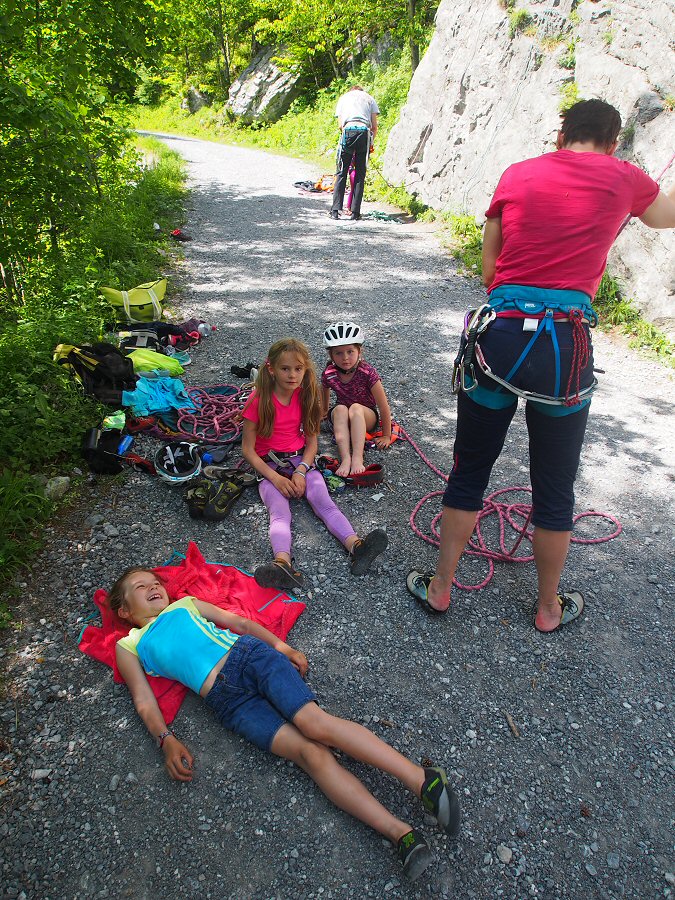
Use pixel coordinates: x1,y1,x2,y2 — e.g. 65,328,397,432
397,423,621,590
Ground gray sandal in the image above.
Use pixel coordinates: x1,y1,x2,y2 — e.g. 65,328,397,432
533,590,584,633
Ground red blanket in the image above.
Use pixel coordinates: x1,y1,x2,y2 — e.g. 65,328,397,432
79,542,305,723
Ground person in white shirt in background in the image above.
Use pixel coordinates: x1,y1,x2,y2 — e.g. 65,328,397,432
330,86,379,221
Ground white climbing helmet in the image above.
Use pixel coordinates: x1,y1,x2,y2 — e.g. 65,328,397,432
154,441,202,485
323,322,364,348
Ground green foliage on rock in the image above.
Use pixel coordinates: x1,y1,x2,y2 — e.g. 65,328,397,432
508,8,533,38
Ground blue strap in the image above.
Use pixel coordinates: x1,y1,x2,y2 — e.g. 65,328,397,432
545,310,561,396
504,317,547,383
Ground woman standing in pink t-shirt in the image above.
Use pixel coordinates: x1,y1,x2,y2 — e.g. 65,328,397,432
242,338,388,591
407,100,675,632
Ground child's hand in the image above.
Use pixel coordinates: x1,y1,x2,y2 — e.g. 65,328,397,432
291,472,306,496
285,648,309,677
163,736,194,782
375,435,392,449
274,475,298,498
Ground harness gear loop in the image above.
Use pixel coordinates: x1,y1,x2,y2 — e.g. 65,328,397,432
451,304,495,395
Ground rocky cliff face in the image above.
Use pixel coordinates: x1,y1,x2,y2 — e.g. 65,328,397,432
227,48,303,124
383,0,675,331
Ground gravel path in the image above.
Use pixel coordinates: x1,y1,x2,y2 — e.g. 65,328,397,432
1,135,674,900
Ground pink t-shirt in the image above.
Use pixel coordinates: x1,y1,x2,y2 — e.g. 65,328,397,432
321,361,381,411
242,389,306,457
485,149,659,299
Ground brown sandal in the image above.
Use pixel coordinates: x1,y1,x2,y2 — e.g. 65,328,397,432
254,557,304,590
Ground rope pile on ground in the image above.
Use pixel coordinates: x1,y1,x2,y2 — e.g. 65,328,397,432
175,383,253,443
399,424,622,590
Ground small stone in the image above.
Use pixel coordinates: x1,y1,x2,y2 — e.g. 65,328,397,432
109,775,120,791
585,863,597,876
654,701,665,711
125,772,138,784
607,852,620,869
31,769,52,781
466,729,477,740
290,849,299,859
44,476,71,501
497,845,512,864
647,575,658,584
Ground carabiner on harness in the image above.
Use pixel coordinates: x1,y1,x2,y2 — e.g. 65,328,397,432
451,304,496,395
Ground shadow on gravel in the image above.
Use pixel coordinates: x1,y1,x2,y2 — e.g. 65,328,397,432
2,146,672,900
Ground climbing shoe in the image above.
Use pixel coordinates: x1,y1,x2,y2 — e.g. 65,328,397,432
421,766,461,838
397,829,432,881
184,478,243,521
202,479,244,521
184,480,210,519
350,528,388,575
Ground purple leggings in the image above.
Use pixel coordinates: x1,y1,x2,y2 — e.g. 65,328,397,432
258,455,356,556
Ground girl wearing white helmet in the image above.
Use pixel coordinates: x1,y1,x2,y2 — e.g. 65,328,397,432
321,322,392,477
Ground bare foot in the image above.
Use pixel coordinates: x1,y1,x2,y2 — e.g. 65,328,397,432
534,601,561,633
350,458,366,475
428,577,451,612
335,457,351,477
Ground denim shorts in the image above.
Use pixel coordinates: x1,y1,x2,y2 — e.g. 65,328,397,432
204,635,315,751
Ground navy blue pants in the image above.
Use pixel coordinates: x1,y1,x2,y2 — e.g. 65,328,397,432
331,129,369,217
444,376,591,533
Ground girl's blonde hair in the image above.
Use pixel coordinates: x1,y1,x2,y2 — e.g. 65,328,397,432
251,337,322,438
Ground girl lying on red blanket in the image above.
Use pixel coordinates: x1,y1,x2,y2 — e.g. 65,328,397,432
110,566,460,882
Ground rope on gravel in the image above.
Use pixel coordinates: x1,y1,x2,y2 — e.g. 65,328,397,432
175,383,253,443
399,424,622,590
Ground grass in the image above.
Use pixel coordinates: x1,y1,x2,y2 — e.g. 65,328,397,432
559,40,576,70
436,214,484,276
509,9,533,38
540,32,566,50
594,273,675,365
0,138,188,625
559,81,580,112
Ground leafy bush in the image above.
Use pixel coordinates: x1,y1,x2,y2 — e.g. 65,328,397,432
0,139,187,605
559,81,580,111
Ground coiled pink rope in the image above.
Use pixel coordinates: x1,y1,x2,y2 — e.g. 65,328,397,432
399,424,622,590
176,384,253,443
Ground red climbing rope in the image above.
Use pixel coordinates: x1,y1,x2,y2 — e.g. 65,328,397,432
175,383,253,443
399,424,622,590
565,309,592,406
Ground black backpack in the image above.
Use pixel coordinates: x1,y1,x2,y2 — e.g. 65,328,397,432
54,342,138,404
